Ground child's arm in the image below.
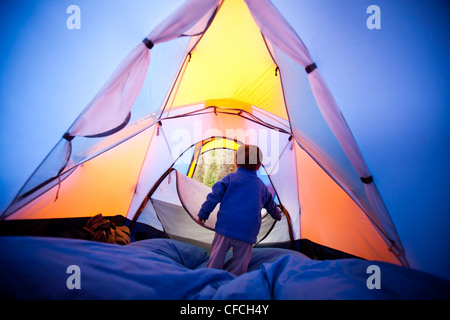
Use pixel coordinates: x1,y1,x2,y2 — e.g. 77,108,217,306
264,191,282,221
197,175,230,222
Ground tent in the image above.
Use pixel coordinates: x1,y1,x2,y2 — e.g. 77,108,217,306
1,0,407,267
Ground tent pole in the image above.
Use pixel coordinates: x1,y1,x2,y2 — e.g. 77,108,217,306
129,167,174,232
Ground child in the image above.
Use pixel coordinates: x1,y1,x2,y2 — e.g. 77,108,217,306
197,144,281,276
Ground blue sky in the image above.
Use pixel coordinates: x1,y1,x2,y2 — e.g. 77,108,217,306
0,0,449,280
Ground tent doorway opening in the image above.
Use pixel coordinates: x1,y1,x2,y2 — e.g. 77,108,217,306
173,136,281,210
187,137,240,188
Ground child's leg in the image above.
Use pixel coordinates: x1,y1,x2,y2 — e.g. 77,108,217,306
207,233,232,270
230,238,253,276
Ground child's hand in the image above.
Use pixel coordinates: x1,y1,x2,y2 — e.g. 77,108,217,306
276,204,283,221
198,217,206,226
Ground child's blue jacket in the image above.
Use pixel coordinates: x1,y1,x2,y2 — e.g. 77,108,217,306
198,167,281,244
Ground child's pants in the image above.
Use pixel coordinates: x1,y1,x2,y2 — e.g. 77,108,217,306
207,233,253,276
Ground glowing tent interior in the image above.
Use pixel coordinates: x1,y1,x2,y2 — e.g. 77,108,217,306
2,0,408,268
3,0,450,300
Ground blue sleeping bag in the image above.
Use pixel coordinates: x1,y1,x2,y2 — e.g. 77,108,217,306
0,236,448,299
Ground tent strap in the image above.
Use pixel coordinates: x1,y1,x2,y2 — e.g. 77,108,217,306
143,38,154,49
305,62,317,74
360,175,374,184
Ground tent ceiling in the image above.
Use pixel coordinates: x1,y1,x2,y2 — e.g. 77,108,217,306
167,0,288,120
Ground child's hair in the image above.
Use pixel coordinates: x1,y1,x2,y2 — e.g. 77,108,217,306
236,144,263,171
